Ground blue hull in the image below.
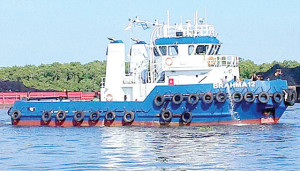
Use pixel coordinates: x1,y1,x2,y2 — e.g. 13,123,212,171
9,80,289,126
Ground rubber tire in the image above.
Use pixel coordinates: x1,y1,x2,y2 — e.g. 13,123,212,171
273,92,283,103
244,92,255,103
123,111,135,123
285,89,297,106
42,111,52,122
258,92,270,104
161,109,172,123
187,94,199,105
232,91,243,103
216,92,227,103
74,111,85,122
11,110,21,120
56,110,66,121
154,95,165,106
105,111,116,121
172,94,183,105
89,111,100,122
202,92,213,104
181,112,192,124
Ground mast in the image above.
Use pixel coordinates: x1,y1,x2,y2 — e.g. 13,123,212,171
194,10,198,37
167,10,170,36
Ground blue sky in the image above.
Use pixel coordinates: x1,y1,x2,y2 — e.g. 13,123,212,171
0,0,299,67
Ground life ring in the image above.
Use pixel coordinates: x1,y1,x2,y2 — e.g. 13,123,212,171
207,56,216,66
105,111,116,121
154,95,165,106
273,92,283,103
89,111,100,122
202,92,213,104
244,92,255,103
74,111,85,122
187,94,199,105
232,91,243,103
165,57,173,66
258,92,270,104
123,111,135,123
106,94,113,101
284,89,297,106
181,112,192,124
42,111,52,122
216,92,227,103
172,94,183,105
56,110,66,121
11,110,21,120
161,109,172,123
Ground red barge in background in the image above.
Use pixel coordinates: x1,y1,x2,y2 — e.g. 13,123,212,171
0,92,96,105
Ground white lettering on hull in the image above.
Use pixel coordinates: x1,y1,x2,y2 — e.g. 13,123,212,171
213,81,256,89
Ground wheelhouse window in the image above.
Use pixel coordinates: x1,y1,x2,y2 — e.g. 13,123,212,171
215,45,220,55
159,46,167,56
209,45,214,55
195,45,208,55
188,45,194,55
153,47,160,56
168,46,178,56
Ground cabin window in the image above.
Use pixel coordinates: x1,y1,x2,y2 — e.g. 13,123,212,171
153,47,160,56
188,45,194,55
209,45,214,55
159,46,167,56
168,46,178,56
215,45,220,54
195,45,208,55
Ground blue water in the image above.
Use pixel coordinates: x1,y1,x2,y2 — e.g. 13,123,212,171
1,104,300,170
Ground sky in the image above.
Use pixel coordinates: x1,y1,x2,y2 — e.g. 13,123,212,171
0,0,299,67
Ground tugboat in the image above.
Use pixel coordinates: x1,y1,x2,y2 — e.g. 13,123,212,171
8,12,297,127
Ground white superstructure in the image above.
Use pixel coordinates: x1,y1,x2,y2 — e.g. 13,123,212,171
101,12,239,102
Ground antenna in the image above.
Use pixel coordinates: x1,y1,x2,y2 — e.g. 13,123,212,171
205,8,207,24
195,10,198,37
180,16,182,26
167,10,170,36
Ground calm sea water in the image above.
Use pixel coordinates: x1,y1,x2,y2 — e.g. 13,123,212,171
1,104,300,170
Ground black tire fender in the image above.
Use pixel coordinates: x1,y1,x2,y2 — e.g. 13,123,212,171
232,91,243,103
154,95,165,106
42,111,52,122
123,111,135,123
284,89,297,106
161,109,172,123
74,111,85,122
216,92,227,103
187,94,199,105
105,111,116,121
89,111,100,122
258,92,270,104
56,110,66,121
11,110,21,120
273,92,283,103
172,94,183,105
202,92,213,104
181,112,193,124
244,92,255,103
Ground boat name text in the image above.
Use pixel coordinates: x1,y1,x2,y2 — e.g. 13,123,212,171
213,81,256,89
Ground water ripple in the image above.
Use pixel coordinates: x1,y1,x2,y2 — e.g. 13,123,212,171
0,104,300,170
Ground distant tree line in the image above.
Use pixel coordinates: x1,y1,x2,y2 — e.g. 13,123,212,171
0,61,106,91
239,59,300,79
0,59,299,91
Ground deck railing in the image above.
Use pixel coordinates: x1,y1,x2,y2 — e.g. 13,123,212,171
206,55,239,67
0,92,96,104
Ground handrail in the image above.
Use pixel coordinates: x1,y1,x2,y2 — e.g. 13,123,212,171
205,55,239,67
